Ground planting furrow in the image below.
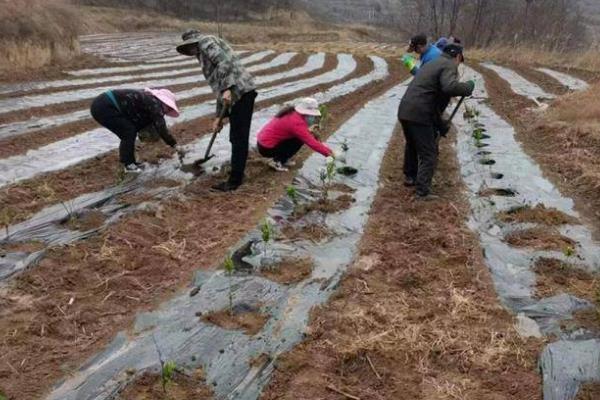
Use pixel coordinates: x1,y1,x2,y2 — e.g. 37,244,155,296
45,78,407,400
455,66,600,400
480,62,555,104
0,53,320,156
0,53,347,188
0,51,280,115
536,68,590,91
65,57,195,77
0,56,386,281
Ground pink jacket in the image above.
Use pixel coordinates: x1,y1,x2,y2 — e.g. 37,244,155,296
257,111,332,157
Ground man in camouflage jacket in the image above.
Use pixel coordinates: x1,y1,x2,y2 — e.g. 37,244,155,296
177,30,258,191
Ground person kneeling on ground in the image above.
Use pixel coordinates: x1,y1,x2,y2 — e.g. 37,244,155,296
397,44,474,201
256,98,341,171
90,88,183,173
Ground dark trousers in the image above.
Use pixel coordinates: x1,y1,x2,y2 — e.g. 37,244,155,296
228,90,257,185
400,120,438,196
90,93,137,165
257,139,303,164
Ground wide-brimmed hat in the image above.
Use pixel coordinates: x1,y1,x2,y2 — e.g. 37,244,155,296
176,29,202,56
145,88,180,117
295,98,321,117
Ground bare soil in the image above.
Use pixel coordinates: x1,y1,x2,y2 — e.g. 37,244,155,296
280,223,333,243
575,383,600,400
261,127,542,400
64,209,106,232
203,307,268,336
260,257,313,285
496,204,576,226
0,54,375,226
118,369,213,400
533,257,598,300
505,227,576,252
0,240,45,255
0,60,404,399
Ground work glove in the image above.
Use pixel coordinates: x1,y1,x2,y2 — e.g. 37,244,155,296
332,149,346,163
401,54,417,73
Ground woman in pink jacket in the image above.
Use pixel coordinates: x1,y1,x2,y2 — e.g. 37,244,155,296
257,98,333,172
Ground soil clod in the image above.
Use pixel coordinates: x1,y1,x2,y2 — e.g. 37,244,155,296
505,227,576,251
203,304,268,336
259,257,313,285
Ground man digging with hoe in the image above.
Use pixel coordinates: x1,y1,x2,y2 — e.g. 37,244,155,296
176,30,258,192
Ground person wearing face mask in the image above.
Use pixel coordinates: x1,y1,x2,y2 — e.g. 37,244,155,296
397,44,474,201
256,98,339,172
176,29,257,192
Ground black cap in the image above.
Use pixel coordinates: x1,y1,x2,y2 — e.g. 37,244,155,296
443,44,464,58
408,34,428,51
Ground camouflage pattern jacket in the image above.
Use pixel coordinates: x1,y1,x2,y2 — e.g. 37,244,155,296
196,35,256,116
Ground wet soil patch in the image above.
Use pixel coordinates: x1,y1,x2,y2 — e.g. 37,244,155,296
63,209,106,232
0,58,405,399
496,204,576,225
118,369,213,400
280,223,333,243
259,257,313,285
533,257,597,300
202,304,268,336
505,227,576,251
478,187,516,197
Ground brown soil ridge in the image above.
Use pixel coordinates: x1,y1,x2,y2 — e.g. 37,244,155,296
261,126,542,400
505,227,576,252
474,62,600,239
118,369,213,400
533,257,597,301
0,53,316,160
0,60,404,399
496,204,576,226
259,257,314,285
0,53,358,225
511,65,570,96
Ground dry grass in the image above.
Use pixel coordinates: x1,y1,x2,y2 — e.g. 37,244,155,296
549,82,600,122
0,0,81,72
470,45,600,73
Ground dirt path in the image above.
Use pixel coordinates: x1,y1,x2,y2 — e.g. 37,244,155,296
473,63,600,238
0,53,352,226
511,65,569,95
260,128,542,400
0,60,403,400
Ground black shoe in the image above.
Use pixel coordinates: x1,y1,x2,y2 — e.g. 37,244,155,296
211,181,241,192
404,177,416,187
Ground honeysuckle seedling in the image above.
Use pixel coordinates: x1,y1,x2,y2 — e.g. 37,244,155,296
286,186,299,205
161,360,177,393
318,104,329,130
224,256,235,315
261,219,274,259
563,245,576,258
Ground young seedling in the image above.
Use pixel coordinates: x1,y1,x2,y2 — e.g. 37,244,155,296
261,219,274,257
223,256,235,315
318,104,329,130
286,185,299,206
161,360,177,394
563,245,576,258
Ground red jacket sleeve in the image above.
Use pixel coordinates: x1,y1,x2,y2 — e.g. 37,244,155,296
291,119,332,157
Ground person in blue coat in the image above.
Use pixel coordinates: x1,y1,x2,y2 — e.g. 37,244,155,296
401,34,442,76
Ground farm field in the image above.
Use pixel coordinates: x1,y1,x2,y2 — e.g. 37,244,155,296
0,31,599,400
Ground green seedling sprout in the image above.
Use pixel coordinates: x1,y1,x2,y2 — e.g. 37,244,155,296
161,360,177,394
318,104,329,129
0,392,6,400
286,186,298,205
224,256,235,315
563,245,576,258
261,219,274,258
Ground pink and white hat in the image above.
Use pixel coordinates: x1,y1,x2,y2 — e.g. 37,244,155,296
294,98,321,117
145,88,180,118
